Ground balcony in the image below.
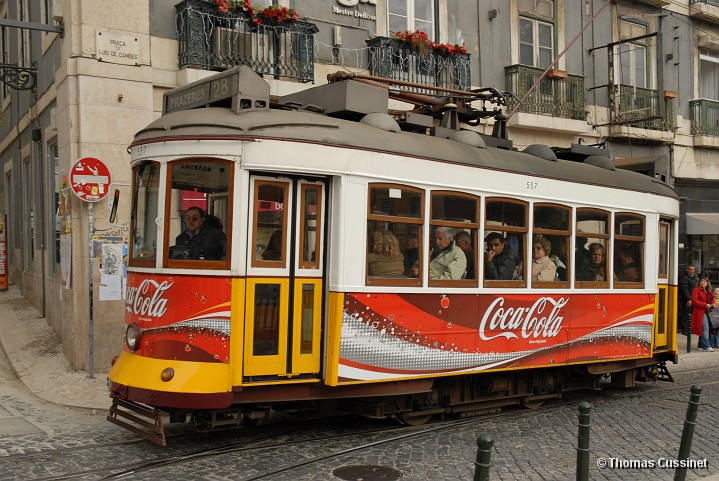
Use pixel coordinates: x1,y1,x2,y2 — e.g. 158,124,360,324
176,0,317,82
366,37,471,92
504,64,585,120
613,85,674,131
691,99,719,137
690,0,719,23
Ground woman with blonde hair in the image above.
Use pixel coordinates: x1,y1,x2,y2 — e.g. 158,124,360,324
368,229,404,277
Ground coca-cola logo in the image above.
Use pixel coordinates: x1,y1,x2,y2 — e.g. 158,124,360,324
126,279,173,318
479,297,568,341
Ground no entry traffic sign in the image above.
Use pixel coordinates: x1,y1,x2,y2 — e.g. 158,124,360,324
70,157,111,202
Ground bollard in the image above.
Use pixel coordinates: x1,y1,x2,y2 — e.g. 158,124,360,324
674,385,702,481
576,402,592,481
474,434,494,481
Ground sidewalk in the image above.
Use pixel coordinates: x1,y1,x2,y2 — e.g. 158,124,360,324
0,285,109,411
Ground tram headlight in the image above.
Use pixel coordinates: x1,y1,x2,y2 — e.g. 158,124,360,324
125,323,142,351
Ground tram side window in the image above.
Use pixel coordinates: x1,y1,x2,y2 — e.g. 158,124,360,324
614,213,644,286
366,184,423,286
166,159,231,266
253,180,289,268
130,161,160,264
430,191,479,285
575,209,610,287
532,204,570,285
484,198,527,286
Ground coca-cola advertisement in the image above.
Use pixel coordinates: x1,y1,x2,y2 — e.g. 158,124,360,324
125,273,232,363
338,292,655,382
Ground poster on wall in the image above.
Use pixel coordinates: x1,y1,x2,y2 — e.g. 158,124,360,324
60,233,71,289
99,242,124,301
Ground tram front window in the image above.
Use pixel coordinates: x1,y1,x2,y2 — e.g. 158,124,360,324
166,159,231,265
131,161,160,262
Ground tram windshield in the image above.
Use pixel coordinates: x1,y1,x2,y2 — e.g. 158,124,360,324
166,159,231,264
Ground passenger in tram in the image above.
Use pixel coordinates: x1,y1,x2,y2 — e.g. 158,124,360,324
454,231,474,279
429,226,467,280
261,229,284,261
403,230,419,276
368,229,405,277
691,277,715,352
614,246,641,282
531,237,557,282
586,243,606,281
574,235,593,281
170,206,227,260
484,232,515,280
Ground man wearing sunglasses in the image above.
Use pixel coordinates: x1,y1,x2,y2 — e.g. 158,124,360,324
170,206,227,261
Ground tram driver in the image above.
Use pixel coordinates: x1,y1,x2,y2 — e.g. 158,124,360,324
170,206,227,261
484,232,516,280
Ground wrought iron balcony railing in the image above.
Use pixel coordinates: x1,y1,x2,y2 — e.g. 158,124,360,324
613,84,674,131
690,98,719,136
176,0,317,82
691,0,719,7
366,37,471,92
504,64,585,120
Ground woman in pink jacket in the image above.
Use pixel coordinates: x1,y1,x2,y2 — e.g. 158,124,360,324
691,277,715,352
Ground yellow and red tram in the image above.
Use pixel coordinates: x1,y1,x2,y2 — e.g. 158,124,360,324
107,67,679,445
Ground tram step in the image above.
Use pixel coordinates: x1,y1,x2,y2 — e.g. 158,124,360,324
107,398,166,446
656,362,674,382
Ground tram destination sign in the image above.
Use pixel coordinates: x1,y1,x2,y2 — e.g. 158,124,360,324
163,66,269,115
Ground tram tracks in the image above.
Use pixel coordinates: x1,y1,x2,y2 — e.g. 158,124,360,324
8,365,719,481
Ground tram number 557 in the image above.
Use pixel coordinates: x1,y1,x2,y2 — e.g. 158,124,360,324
526,181,538,190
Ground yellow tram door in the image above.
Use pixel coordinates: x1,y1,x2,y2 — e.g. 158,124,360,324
653,220,672,350
243,176,325,378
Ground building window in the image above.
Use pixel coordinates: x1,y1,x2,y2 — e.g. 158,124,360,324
700,48,719,100
23,157,33,268
616,19,649,88
18,0,30,65
4,171,12,267
1,22,9,101
48,141,60,275
518,0,554,68
388,0,435,39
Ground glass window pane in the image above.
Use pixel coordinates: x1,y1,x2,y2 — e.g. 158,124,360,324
538,23,552,48
520,44,534,66
254,284,280,356
534,205,569,231
486,200,526,227
389,14,406,34
432,194,477,223
132,162,160,261
415,0,433,22
519,18,533,44
536,0,553,18
388,0,407,16
300,185,320,268
614,241,643,283
168,160,229,261
577,209,609,235
369,186,422,218
615,214,644,237
368,222,407,278
255,183,286,264
484,231,524,281
300,284,314,354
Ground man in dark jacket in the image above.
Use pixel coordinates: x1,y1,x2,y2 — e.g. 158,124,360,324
171,206,226,260
678,265,698,335
484,232,516,280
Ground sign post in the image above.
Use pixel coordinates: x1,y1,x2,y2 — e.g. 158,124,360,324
70,157,112,379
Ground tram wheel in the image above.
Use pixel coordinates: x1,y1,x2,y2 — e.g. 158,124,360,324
396,412,433,426
520,398,545,409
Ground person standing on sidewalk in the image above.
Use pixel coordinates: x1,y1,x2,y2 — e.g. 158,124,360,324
679,265,698,335
691,277,715,352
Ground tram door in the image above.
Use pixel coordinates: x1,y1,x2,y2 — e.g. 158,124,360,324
244,176,325,378
654,220,672,350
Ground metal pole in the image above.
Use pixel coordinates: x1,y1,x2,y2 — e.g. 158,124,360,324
576,402,592,481
674,385,702,481
473,434,494,481
88,202,94,379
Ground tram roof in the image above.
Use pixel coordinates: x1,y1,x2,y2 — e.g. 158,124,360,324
133,106,678,200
